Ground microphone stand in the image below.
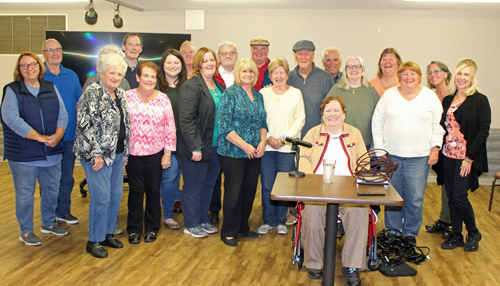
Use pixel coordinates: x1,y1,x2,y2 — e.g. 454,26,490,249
289,143,305,177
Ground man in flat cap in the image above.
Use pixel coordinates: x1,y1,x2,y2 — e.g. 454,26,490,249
288,40,334,137
250,37,272,91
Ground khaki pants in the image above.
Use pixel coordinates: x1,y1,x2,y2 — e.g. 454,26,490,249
302,205,369,270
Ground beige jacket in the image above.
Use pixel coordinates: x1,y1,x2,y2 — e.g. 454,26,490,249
299,123,367,174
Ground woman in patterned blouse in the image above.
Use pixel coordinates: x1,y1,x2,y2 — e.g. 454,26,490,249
217,57,268,247
125,62,176,244
74,52,131,258
440,58,491,252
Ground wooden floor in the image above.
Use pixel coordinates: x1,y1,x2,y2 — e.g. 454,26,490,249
1,162,500,286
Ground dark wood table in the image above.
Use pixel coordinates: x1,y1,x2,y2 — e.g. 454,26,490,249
271,173,403,286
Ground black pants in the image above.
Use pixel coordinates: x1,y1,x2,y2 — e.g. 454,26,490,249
219,155,261,238
126,151,163,234
443,156,477,235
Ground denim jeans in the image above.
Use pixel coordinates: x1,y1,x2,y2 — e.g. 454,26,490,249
9,160,61,234
260,151,295,227
56,140,76,217
160,154,182,220
178,147,220,229
384,155,429,237
80,153,124,242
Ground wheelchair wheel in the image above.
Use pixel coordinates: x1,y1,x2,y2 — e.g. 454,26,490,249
296,234,304,270
366,253,383,271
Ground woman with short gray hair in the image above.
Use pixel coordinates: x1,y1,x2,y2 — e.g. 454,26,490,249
74,52,131,258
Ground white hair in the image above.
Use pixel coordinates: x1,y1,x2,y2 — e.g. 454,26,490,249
218,41,237,53
96,52,127,75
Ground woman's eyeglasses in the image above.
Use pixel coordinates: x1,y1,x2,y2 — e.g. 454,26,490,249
427,69,444,76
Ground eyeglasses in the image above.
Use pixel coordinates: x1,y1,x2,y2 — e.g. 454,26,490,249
427,69,444,76
19,62,39,70
43,48,63,53
346,65,362,70
219,51,236,56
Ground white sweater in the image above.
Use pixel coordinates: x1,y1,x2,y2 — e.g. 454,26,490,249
372,86,445,157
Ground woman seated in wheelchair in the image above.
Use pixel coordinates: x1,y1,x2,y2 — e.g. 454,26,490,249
299,96,368,285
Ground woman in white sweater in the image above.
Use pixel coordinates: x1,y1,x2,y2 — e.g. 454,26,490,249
372,61,445,245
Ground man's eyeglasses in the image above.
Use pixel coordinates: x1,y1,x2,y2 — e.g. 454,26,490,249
19,62,39,70
427,69,444,76
43,48,63,53
219,51,236,56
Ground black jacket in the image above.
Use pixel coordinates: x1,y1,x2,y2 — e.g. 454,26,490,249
177,75,226,162
439,91,491,191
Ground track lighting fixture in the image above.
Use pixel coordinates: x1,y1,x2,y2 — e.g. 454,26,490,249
84,0,98,25
113,4,123,28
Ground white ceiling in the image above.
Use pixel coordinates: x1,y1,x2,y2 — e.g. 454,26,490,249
1,0,500,12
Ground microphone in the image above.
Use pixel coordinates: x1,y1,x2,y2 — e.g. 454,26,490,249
280,135,312,148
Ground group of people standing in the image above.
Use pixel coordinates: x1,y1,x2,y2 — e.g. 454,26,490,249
1,32,491,286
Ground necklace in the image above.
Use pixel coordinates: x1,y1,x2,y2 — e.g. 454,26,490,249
210,88,219,96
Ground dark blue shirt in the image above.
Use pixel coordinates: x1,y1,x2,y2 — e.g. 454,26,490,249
217,85,268,158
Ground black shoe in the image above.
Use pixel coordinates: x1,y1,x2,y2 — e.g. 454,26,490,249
129,233,140,244
405,235,417,245
443,225,453,238
441,233,464,249
464,232,481,252
426,220,448,233
86,241,108,258
209,211,219,224
100,234,123,248
307,269,323,280
221,236,237,247
237,231,259,238
173,201,182,213
342,267,361,286
144,232,156,243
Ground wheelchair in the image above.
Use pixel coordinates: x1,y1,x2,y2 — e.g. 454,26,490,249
291,202,382,271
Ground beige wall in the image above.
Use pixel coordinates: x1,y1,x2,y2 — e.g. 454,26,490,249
1,7,498,127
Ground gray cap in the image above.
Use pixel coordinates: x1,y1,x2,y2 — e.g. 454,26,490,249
250,37,270,46
292,40,315,52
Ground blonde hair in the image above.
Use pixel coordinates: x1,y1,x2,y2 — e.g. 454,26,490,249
448,58,479,96
234,57,259,87
268,56,290,77
14,52,45,81
337,56,371,90
398,61,422,83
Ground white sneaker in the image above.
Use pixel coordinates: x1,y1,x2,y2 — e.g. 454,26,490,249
257,224,273,234
277,225,288,235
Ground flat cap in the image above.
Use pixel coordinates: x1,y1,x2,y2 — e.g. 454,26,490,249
292,40,315,52
250,37,270,46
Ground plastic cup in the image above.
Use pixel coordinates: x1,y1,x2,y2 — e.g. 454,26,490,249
323,159,336,183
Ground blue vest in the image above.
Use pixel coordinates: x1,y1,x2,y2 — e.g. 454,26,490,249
1,78,64,162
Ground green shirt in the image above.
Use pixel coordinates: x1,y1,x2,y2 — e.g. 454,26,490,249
327,84,379,146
